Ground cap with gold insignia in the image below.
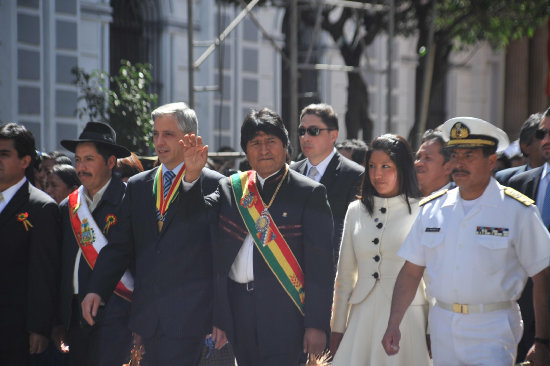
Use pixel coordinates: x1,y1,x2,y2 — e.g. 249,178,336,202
439,117,509,152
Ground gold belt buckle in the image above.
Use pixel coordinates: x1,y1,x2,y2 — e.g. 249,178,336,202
452,303,469,314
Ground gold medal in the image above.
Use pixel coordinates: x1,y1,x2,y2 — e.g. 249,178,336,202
255,210,270,233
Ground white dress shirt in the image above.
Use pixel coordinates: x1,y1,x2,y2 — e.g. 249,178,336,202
0,176,26,214
536,162,550,210
305,148,336,182
399,179,550,305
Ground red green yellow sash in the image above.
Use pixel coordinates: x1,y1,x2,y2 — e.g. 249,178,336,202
153,165,186,229
230,170,305,315
68,188,133,301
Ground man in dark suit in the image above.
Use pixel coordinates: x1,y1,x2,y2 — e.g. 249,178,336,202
495,113,545,185
54,122,133,366
0,123,61,366
290,103,363,264
508,107,550,362
182,108,335,366
82,102,224,366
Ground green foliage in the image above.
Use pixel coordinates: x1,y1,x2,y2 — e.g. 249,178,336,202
433,0,550,49
72,60,158,155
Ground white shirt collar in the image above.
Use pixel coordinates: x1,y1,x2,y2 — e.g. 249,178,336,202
542,162,550,181
306,148,336,180
0,176,27,213
161,161,185,177
83,178,112,212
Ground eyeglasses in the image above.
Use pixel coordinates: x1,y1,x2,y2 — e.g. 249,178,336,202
298,126,334,137
535,128,550,139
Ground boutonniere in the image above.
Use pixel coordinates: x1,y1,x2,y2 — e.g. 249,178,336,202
17,212,33,231
103,214,118,234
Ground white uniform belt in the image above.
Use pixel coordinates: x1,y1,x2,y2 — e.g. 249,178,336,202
435,299,513,314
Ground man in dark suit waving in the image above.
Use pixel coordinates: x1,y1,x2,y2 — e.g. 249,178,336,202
82,102,224,365
290,104,363,264
181,108,335,366
0,123,61,365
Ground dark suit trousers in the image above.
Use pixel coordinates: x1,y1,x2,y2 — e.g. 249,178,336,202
67,295,132,366
228,280,301,366
142,332,203,366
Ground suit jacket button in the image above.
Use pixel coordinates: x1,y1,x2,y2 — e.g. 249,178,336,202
372,272,379,279
376,222,383,229
373,255,380,262
372,238,379,245
156,249,161,254
380,207,387,213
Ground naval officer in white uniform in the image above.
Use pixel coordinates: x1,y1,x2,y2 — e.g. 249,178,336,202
382,117,550,366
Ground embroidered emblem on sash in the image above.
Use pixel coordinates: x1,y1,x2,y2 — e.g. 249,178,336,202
80,218,96,246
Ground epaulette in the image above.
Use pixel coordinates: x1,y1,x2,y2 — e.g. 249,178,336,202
419,189,448,207
504,187,533,206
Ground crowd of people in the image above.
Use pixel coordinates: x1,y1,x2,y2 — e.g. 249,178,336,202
2,101,550,366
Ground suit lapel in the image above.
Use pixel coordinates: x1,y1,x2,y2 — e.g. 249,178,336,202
297,161,307,175
320,153,341,191
0,181,29,226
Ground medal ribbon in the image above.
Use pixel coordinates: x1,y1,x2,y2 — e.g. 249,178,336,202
230,169,305,315
153,165,186,218
68,189,134,301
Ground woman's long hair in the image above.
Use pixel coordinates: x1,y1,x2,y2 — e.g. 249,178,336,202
359,134,421,215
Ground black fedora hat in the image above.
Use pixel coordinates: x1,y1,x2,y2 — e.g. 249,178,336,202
61,122,131,158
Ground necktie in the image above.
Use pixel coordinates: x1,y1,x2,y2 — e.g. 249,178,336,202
163,170,176,199
307,166,318,181
0,191,3,203
542,175,550,228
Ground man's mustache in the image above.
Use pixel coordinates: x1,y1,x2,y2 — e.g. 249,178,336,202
452,169,469,175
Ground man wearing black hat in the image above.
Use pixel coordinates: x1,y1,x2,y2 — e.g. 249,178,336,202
382,117,550,365
0,123,61,366
181,108,335,366
81,102,224,366
56,121,133,366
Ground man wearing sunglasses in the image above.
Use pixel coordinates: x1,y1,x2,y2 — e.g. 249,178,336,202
495,113,545,185
508,107,550,362
290,104,364,267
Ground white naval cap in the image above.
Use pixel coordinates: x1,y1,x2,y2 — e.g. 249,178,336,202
439,117,510,153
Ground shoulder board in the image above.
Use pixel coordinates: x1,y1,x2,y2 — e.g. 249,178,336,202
419,189,448,207
504,187,533,206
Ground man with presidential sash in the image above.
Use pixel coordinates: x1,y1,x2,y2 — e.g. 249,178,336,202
82,103,224,366
56,121,133,366
181,108,335,366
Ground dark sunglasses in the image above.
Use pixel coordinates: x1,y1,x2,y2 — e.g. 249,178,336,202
535,128,550,139
298,126,334,137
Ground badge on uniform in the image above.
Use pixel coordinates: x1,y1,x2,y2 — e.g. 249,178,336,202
476,226,509,237
425,227,440,232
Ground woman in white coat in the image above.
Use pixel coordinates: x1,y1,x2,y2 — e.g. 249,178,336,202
330,134,430,365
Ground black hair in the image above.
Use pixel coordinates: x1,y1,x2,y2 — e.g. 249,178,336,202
360,134,421,215
55,155,72,165
51,164,81,189
240,108,289,152
0,123,37,181
420,129,451,163
0,123,37,160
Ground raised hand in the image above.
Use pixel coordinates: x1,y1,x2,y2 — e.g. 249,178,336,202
180,133,208,182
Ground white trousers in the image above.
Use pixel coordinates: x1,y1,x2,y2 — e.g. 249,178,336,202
429,303,523,366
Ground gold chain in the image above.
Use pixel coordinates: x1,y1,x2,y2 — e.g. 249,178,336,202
256,164,289,209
